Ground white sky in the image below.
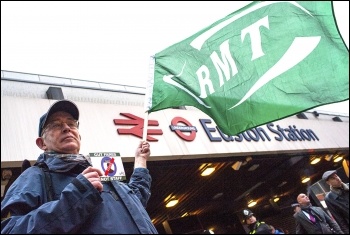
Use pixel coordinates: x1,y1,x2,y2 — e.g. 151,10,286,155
1,1,349,115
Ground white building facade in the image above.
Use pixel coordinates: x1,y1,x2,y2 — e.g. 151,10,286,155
1,70,349,168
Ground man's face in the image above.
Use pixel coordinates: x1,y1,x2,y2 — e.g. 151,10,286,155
246,215,256,225
297,193,310,206
326,173,342,188
40,111,81,154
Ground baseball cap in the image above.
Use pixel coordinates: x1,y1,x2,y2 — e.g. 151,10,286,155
242,209,254,219
38,100,79,137
322,170,337,181
291,203,300,208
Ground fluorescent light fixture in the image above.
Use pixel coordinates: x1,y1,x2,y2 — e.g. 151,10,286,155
248,200,257,207
301,177,310,183
324,154,333,161
310,157,321,165
278,181,287,187
181,212,188,217
248,164,259,171
201,167,215,176
166,199,179,207
333,155,343,163
212,192,223,200
232,161,242,171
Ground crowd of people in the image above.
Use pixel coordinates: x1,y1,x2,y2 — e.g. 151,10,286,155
242,169,349,234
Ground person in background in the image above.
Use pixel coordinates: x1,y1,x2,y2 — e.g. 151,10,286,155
21,159,31,172
269,225,285,234
322,170,349,234
293,193,343,234
243,209,272,234
292,203,301,215
1,99,158,234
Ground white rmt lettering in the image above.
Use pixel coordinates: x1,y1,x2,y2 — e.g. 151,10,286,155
241,15,269,60
197,40,238,99
210,40,238,87
196,65,214,99
196,16,269,99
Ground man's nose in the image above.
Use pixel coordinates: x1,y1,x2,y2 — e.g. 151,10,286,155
62,122,71,131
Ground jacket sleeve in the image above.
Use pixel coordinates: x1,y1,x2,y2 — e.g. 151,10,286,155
127,167,152,208
294,213,306,234
321,208,344,234
1,168,103,234
325,193,349,234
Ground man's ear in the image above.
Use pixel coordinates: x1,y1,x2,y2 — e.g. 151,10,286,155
79,134,81,140
36,137,46,150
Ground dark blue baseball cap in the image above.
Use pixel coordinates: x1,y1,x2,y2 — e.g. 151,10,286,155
38,100,79,137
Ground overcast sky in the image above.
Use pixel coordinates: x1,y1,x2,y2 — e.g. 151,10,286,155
1,1,349,115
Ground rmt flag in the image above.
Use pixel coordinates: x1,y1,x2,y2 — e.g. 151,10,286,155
145,1,349,136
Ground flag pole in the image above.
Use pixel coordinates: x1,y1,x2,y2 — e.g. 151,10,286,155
142,112,148,141
143,55,155,141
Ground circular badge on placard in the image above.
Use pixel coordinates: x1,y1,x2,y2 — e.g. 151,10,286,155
101,156,117,176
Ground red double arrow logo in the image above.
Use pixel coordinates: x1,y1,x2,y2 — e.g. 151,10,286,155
113,113,163,142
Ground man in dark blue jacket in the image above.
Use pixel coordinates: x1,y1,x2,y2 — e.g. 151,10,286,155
1,99,158,234
323,170,349,234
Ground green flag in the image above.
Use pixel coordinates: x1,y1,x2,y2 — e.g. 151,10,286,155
146,1,349,136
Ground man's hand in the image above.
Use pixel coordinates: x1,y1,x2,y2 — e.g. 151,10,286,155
134,141,150,168
82,166,103,192
136,141,150,158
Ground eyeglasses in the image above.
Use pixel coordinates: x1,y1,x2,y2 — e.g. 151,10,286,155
42,120,79,134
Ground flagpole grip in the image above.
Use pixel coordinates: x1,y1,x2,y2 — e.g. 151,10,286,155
142,112,149,141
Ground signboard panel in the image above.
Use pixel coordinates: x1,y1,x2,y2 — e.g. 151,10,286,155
89,152,126,181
